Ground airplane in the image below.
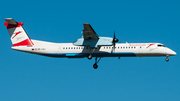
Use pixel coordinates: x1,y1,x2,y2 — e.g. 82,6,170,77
4,18,176,69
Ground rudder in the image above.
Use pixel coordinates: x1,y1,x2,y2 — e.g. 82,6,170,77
4,18,34,46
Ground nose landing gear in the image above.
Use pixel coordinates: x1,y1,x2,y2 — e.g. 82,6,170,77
93,57,101,69
166,55,169,62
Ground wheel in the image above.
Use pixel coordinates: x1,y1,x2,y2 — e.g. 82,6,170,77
166,58,169,62
93,63,98,69
87,54,92,60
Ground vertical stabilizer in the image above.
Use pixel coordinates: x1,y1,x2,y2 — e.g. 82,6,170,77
4,18,34,46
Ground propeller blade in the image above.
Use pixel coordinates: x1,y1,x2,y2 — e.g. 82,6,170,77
111,42,115,53
114,30,116,39
112,30,119,52
113,42,115,51
113,30,119,43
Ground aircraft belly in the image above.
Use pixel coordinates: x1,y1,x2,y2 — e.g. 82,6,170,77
39,52,136,58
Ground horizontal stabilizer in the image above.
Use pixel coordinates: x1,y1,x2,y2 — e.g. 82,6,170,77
4,18,17,25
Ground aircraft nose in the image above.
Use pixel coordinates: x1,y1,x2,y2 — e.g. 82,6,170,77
166,49,176,56
172,51,177,56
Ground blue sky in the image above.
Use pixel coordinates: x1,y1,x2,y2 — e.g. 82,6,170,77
0,0,180,101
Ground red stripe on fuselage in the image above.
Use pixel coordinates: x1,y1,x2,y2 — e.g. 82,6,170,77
146,43,155,48
13,38,34,46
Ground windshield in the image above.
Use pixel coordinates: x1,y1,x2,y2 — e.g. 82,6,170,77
157,44,166,47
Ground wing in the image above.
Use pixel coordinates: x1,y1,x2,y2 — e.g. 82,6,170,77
83,23,99,39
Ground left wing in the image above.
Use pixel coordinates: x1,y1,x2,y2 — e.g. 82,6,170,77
83,23,99,39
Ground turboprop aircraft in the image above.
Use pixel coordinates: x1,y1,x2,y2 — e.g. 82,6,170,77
4,18,176,69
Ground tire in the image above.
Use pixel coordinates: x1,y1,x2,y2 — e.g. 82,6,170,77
93,64,98,69
166,58,169,62
88,54,92,60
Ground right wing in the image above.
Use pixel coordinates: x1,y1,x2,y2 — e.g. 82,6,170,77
83,23,99,40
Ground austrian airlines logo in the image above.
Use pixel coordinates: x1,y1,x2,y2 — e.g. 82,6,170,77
146,43,155,48
12,31,23,39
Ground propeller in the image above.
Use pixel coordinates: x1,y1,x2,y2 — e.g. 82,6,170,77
113,31,119,43
112,30,119,52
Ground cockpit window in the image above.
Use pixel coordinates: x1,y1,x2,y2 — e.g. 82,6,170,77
157,44,166,47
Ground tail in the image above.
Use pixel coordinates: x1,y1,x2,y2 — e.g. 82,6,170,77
4,18,34,46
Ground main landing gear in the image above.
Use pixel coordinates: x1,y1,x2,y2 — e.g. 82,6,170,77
166,55,169,62
93,57,101,69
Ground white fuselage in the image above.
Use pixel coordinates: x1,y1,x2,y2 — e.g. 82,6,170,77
11,39,176,58
4,18,177,69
